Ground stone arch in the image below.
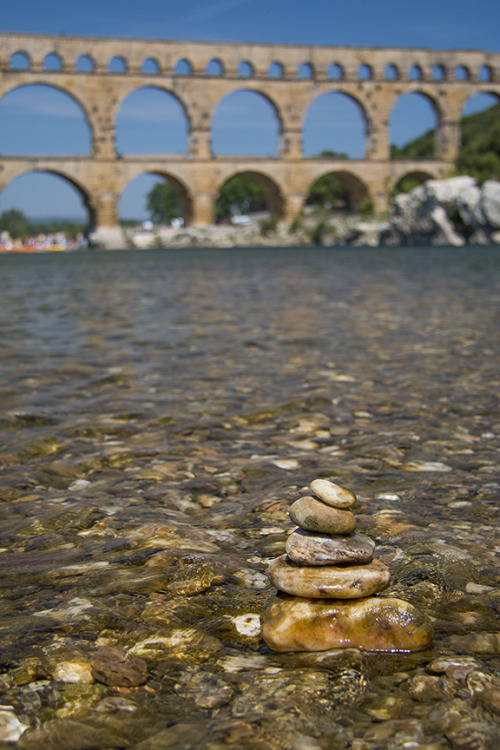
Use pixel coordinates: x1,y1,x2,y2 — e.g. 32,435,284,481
75,54,95,72
268,61,283,78
392,169,434,195
238,61,254,78
455,65,470,81
216,169,285,220
10,51,31,70
384,64,399,81
327,63,343,80
174,58,192,75
432,64,446,81
306,170,370,211
211,89,282,157
358,63,373,81
303,91,368,158
206,58,224,76
119,170,194,226
43,52,62,71
408,64,423,81
478,64,493,82
115,86,189,155
142,57,160,74
0,168,95,229
0,83,93,155
298,62,314,79
389,91,439,159
109,56,127,73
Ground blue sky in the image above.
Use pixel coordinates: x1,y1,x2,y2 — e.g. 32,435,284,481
1,0,499,222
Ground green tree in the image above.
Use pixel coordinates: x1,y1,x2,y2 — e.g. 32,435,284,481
146,181,182,224
0,209,30,239
306,174,349,209
216,175,266,219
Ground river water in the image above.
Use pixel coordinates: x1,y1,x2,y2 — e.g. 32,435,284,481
0,246,499,749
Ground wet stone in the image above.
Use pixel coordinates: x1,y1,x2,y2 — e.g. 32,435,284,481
289,496,357,534
310,479,357,508
285,528,375,566
90,646,148,687
268,554,390,598
261,594,434,653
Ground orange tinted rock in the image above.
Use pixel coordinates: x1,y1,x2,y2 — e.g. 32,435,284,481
289,496,356,534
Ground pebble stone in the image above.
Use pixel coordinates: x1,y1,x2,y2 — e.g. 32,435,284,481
268,555,391,599
289,496,357,534
286,529,375,566
261,595,434,653
310,479,357,508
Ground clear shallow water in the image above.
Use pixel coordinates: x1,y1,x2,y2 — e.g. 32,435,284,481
0,246,499,748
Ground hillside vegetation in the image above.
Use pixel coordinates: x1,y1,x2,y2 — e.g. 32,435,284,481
391,102,500,183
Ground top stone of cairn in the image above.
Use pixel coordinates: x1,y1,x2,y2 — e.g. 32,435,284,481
310,479,356,509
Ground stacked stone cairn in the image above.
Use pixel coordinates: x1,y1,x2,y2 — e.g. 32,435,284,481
261,479,433,652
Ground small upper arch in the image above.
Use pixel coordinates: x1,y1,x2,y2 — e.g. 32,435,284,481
431,64,446,81
238,60,254,78
455,65,470,81
109,56,127,73
478,64,493,82
174,58,192,75
142,57,160,74
268,61,284,78
75,54,95,73
384,64,399,81
408,64,423,81
206,58,224,76
44,52,63,71
357,63,373,81
10,51,31,70
327,63,343,80
298,62,314,80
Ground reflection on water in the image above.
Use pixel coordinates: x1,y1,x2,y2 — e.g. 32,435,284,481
0,247,499,748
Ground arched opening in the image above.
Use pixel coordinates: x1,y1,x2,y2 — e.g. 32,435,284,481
10,51,31,70
238,61,253,78
109,56,127,73
358,64,372,81
390,92,437,160
0,171,93,248
119,172,193,229
431,64,446,81
305,171,372,222
75,55,94,72
215,171,284,222
0,84,91,155
392,170,433,196
44,53,62,71
174,58,191,75
478,65,493,82
458,92,500,182
384,64,399,81
298,62,314,79
206,58,224,76
212,90,280,157
268,61,283,78
327,63,343,80
408,64,423,81
142,58,160,74
455,65,470,81
116,87,189,155
303,92,366,159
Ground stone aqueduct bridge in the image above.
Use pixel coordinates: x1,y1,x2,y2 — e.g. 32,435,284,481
1,32,500,236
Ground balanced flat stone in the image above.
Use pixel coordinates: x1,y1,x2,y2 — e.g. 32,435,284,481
261,594,433,652
286,529,375,566
268,555,390,599
289,496,356,534
310,479,356,509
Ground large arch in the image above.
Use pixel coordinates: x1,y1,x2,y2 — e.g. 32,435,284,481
119,171,194,226
115,86,189,155
211,90,281,157
389,91,439,159
391,170,434,196
305,170,370,212
0,169,95,231
303,92,367,158
215,170,285,220
0,83,92,155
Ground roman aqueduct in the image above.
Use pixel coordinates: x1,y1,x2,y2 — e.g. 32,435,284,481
1,32,499,241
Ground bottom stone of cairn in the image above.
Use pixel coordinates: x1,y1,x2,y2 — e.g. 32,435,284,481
261,478,433,653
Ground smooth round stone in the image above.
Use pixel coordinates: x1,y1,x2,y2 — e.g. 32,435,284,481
289,496,356,534
261,594,433,652
286,529,375,566
268,555,390,598
310,479,356,509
